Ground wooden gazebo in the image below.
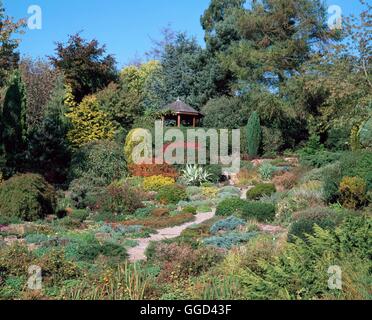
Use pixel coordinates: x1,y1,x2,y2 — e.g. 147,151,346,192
162,99,203,127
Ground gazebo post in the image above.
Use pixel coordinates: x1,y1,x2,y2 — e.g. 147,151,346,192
177,114,181,127
193,117,196,128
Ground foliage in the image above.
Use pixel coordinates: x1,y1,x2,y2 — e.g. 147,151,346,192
216,198,246,216
288,207,339,242
359,117,372,149
238,201,276,222
65,263,149,300
272,172,297,191
0,3,25,86
246,112,262,157
339,177,367,209
261,126,285,155
203,231,258,250
350,124,362,151
124,128,151,165
181,165,211,186
49,33,117,102
128,163,178,178
0,173,56,222
122,213,195,229
340,151,372,191
1,70,27,174
97,61,160,129
145,32,228,110
143,175,175,192
201,186,219,198
150,243,222,281
204,164,224,183
246,183,276,200
69,140,126,185
240,215,371,300
300,150,342,168
181,206,197,215
66,95,116,147
218,186,241,196
156,184,187,205
258,162,276,181
210,216,245,234
202,96,246,129
19,58,60,129
68,176,105,210
236,168,260,187
26,77,71,184
216,198,275,222
96,183,144,215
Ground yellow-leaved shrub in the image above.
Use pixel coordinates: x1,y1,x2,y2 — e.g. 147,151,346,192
66,95,115,147
143,175,175,192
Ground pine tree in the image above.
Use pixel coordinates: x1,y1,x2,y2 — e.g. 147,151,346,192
2,70,27,173
247,111,262,157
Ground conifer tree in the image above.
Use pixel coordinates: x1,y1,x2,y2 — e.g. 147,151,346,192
247,111,262,157
2,70,27,173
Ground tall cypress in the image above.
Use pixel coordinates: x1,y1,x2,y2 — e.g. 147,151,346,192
2,70,27,173
247,111,262,157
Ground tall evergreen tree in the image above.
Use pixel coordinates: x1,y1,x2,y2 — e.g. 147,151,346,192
145,32,229,110
247,111,262,157
2,70,27,174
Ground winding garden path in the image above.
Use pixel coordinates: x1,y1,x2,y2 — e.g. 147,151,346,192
127,209,216,262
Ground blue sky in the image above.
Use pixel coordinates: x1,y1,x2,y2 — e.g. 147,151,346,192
3,0,364,69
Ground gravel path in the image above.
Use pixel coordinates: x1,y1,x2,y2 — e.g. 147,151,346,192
127,209,216,262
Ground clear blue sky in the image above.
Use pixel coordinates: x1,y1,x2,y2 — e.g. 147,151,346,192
3,0,364,69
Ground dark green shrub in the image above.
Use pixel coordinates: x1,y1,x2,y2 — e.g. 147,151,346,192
216,198,247,216
99,242,127,261
69,209,89,222
68,176,105,209
156,184,187,204
246,183,276,200
216,198,275,222
288,207,339,242
261,126,285,155
69,140,126,185
340,151,372,191
239,201,276,222
300,150,342,168
97,183,144,215
247,112,262,157
204,164,225,183
0,174,56,222
182,206,197,215
322,162,342,203
325,126,350,151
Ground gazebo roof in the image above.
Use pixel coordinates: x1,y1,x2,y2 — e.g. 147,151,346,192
163,99,203,116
